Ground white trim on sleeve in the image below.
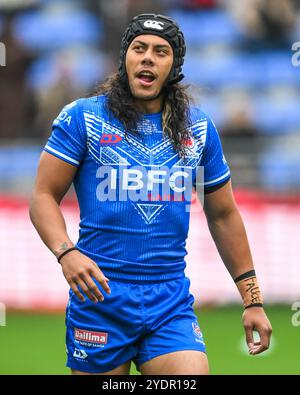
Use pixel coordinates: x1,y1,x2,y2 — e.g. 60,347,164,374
44,145,80,166
204,170,230,186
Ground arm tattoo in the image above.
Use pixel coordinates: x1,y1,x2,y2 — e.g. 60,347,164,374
53,242,74,258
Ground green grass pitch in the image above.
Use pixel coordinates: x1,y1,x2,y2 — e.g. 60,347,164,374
0,305,298,375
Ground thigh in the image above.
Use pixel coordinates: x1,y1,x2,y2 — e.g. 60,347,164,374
71,360,131,375
139,350,209,375
65,281,142,374
133,278,207,373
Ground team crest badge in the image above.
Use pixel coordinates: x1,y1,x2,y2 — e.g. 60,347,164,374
192,322,203,339
183,137,195,148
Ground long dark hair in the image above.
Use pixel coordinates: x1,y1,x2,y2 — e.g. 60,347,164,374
93,73,193,159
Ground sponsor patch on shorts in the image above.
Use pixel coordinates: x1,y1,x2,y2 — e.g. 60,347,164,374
74,328,108,345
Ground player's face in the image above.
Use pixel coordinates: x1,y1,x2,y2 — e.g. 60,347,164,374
125,34,174,112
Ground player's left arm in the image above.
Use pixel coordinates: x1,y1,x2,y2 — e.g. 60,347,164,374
203,179,272,355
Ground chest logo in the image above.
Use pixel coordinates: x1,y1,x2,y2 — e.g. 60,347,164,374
100,134,122,145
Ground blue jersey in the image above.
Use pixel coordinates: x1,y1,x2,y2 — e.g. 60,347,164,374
44,95,230,282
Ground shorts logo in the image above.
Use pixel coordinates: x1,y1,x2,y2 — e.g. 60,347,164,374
73,348,88,359
74,328,108,344
192,322,203,339
100,134,122,145
144,20,164,30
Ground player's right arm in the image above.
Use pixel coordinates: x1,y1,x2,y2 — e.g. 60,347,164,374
29,148,111,304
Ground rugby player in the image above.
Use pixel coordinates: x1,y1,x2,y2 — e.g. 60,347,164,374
29,14,272,375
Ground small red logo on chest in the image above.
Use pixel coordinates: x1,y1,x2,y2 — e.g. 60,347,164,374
100,134,122,144
183,138,194,147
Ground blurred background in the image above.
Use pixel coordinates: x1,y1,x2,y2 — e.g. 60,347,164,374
0,0,300,375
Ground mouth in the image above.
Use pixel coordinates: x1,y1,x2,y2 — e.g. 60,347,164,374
136,70,156,87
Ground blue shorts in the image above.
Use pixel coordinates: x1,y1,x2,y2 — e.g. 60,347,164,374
65,276,206,373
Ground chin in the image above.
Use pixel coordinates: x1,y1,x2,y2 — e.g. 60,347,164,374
132,89,162,102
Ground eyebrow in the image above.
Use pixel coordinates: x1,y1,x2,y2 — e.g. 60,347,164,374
131,40,171,50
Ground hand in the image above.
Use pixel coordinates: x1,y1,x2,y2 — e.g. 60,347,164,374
242,307,272,355
60,249,111,303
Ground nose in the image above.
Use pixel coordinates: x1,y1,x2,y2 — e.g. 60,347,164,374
141,48,154,66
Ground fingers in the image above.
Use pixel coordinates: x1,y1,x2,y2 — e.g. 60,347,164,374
79,273,105,303
90,265,111,295
69,282,85,303
62,256,111,303
67,271,109,303
249,327,272,355
244,323,254,351
76,277,102,303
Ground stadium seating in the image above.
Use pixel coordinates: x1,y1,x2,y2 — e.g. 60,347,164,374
168,9,244,47
13,7,102,51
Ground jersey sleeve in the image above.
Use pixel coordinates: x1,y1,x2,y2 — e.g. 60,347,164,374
43,100,86,167
198,116,231,194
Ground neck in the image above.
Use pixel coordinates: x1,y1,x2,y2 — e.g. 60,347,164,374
135,95,164,114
